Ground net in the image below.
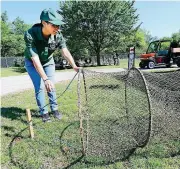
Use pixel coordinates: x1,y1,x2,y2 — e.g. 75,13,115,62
143,70,180,141
77,68,180,166
78,68,152,165
9,68,180,169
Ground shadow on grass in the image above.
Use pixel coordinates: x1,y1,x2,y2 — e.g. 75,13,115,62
1,107,40,123
8,126,31,169
5,111,138,169
12,67,27,73
59,121,136,169
1,107,40,140
1,107,26,122
59,122,84,169
7,119,138,169
2,107,84,168
8,120,84,169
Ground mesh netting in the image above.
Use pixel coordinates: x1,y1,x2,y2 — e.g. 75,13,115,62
143,70,180,140
9,68,180,168
78,68,151,165
77,68,180,165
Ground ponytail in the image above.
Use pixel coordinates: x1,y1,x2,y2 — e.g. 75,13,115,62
32,23,43,27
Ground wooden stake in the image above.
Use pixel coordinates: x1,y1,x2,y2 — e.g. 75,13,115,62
26,109,34,139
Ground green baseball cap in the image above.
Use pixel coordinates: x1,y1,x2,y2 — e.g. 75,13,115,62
40,8,65,25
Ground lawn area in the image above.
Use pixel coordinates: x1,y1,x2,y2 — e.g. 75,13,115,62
1,67,27,77
1,59,140,77
1,72,179,169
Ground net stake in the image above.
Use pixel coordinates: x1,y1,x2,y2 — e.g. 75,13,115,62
26,109,34,139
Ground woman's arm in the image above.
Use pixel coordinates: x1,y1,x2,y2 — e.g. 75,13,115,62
31,55,54,92
61,48,79,72
31,55,48,80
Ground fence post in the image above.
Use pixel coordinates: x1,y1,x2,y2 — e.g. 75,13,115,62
128,47,135,69
26,109,34,139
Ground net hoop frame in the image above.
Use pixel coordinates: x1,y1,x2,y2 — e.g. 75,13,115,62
126,67,153,147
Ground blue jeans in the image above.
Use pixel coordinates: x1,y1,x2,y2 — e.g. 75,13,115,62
25,58,58,115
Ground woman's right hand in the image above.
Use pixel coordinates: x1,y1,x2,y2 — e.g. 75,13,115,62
44,79,55,92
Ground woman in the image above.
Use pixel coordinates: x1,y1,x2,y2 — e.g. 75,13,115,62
24,8,79,122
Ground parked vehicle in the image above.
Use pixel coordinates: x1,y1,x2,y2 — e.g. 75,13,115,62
139,40,180,69
55,58,71,69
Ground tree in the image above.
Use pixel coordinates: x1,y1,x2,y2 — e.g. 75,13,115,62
1,11,8,22
1,12,31,58
1,21,25,57
1,20,11,67
59,1,138,65
143,29,158,44
133,29,147,54
172,30,180,41
161,36,172,41
12,17,31,35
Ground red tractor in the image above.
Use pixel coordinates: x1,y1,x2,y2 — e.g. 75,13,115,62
139,40,180,69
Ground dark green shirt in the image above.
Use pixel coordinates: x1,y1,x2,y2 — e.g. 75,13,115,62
24,24,66,66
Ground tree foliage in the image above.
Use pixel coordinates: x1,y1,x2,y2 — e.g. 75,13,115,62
172,30,180,42
59,1,139,65
12,17,30,35
1,10,8,22
1,11,31,57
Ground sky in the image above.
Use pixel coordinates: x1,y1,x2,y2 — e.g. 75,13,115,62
1,1,180,39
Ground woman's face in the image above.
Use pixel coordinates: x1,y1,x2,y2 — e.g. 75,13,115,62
42,21,60,35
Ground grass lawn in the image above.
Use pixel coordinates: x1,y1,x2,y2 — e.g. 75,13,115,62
1,67,28,77
1,73,180,169
1,59,140,77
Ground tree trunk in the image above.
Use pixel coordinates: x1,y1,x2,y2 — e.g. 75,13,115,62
5,55,9,68
96,49,101,66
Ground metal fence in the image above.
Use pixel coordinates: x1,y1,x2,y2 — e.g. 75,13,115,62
1,53,141,68
1,57,25,68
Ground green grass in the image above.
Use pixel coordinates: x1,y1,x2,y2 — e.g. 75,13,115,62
1,67,27,77
84,58,140,70
1,75,180,169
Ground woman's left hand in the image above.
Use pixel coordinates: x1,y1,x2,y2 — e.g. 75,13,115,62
73,66,80,72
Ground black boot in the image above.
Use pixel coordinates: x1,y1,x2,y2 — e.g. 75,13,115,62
52,110,62,120
42,113,51,122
